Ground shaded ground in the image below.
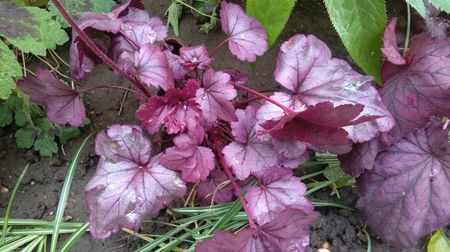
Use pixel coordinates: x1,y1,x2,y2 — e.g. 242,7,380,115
0,0,423,251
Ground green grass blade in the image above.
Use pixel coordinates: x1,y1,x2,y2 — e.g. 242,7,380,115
50,134,92,252
22,235,44,252
59,222,89,252
311,199,355,211
1,163,29,245
0,218,83,228
9,228,79,236
0,234,38,252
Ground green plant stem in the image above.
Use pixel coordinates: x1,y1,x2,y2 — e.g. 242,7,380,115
174,0,216,19
50,134,92,252
404,3,411,55
1,163,29,245
50,0,152,99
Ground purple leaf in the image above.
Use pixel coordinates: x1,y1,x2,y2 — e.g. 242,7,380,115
120,8,168,45
179,44,212,70
224,69,249,86
381,18,406,65
262,102,381,153
164,50,189,80
272,140,309,169
86,125,186,239
18,68,86,127
134,44,174,90
380,32,450,143
160,127,215,182
338,138,380,177
223,105,279,180
260,34,393,145
196,208,319,252
195,69,237,123
220,1,268,62
136,80,202,134
197,169,233,204
357,122,450,248
109,34,135,72
69,0,142,79
246,167,313,225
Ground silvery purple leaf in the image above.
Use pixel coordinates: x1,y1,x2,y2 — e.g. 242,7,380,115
197,169,233,204
220,1,268,62
134,44,174,90
86,125,186,239
179,44,211,70
357,122,450,248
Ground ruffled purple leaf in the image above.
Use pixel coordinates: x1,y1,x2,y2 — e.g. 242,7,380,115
18,68,86,127
224,69,249,86
338,138,379,177
120,8,168,46
179,44,211,70
219,1,268,62
381,18,406,65
86,125,186,239
259,34,394,146
223,105,279,180
262,102,381,153
136,80,202,134
195,69,237,123
164,50,189,80
160,127,215,182
134,44,174,91
246,167,313,225
196,208,319,252
108,34,135,72
197,169,233,204
380,31,450,143
357,122,450,248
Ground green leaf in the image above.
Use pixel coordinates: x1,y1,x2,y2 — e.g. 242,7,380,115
324,0,387,83
12,0,49,7
48,0,116,28
58,127,81,145
0,3,69,56
246,0,296,45
15,128,35,149
166,1,183,36
0,40,22,99
0,105,13,127
428,229,450,252
431,0,450,13
35,118,55,132
34,134,58,157
406,0,426,17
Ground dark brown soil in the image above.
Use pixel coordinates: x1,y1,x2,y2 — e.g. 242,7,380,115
0,0,423,251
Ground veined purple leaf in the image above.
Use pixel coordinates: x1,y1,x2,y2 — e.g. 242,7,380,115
380,31,450,143
160,127,215,182
262,102,381,153
381,18,405,65
136,80,202,134
134,44,174,90
223,105,279,180
196,208,319,252
220,1,269,62
121,8,168,43
260,34,393,145
86,125,186,239
246,167,313,225
18,68,86,127
224,69,249,86
109,34,135,72
272,139,309,169
69,0,142,79
179,44,211,70
164,50,189,80
197,169,233,204
195,69,237,123
357,122,450,248
338,138,380,177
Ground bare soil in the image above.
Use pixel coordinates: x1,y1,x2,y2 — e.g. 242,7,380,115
0,0,426,251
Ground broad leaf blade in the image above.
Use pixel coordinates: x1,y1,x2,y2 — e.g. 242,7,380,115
0,40,22,99
431,0,450,13
246,0,296,45
406,0,426,17
428,229,450,252
324,0,386,83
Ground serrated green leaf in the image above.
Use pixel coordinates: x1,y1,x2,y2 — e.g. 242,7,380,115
15,128,35,149
431,0,450,13
34,134,58,156
48,0,116,28
406,0,426,16
14,111,27,127
58,127,81,145
246,0,296,45
13,0,49,7
166,2,182,36
0,2,69,56
428,229,450,252
0,104,13,127
0,40,22,99
36,118,55,132
324,0,386,83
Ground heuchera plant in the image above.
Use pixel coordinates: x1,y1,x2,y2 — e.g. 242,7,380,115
17,0,450,250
